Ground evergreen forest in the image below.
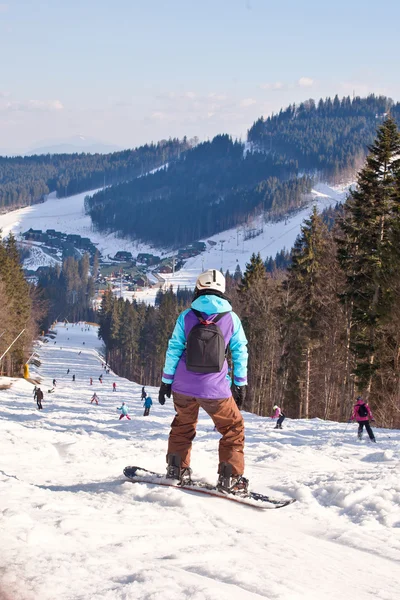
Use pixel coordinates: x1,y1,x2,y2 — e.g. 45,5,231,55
86,95,400,248
248,94,400,179
86,134,312,247
0,138,189,211
0,234,43,376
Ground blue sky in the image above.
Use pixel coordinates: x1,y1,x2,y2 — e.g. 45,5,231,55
1,0,399,153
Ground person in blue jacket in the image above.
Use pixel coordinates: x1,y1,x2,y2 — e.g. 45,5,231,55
158,269,249,496
117,402,131,420
143,395,153,416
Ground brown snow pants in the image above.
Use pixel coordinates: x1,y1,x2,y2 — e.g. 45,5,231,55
167,392,245,475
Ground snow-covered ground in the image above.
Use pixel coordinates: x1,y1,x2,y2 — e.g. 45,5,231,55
1,324,399,600
0,189,159,269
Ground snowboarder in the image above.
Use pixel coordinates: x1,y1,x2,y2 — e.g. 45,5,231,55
272,405,285,429
158,269,249,495
90,378,93,385
52,378,56,387
36,387,44,410
99,375,103,384
72,374,75,382
90,393,99,405
113,382,117,392
350,396,376,442
143,395,153,416
117,402,131,420
141,386,147,400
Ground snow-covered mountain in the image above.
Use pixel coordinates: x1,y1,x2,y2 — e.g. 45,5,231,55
0,323,398,599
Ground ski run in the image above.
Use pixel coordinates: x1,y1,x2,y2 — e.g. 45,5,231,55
1,323,399,600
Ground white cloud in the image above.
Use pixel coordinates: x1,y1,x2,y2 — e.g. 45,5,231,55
184,91,196,99
240,98,257,107
1,99,64,112
208,92,228,101
259,81,284,91
297,77,314,88
150,111,168,121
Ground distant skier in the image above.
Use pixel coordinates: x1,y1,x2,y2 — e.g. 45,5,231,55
90,377,93,385
117,402,131,420
52,379,56,387
78,351,82,355
90,393,99,405
113,382,117,392
141,386,147,400
350,396,376,442
72,374,76,382
143,395,153,416
36,387,44,410
158,269,249,495
99,375,103,384
272,405,285,429
67,368,70,375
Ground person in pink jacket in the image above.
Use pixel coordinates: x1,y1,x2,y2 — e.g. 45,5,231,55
272,405,285,429
350,396,376,442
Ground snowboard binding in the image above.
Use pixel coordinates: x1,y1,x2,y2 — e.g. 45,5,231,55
166,454,193,486
217,462,249,497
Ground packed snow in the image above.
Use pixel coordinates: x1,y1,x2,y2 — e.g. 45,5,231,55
1,324,399,600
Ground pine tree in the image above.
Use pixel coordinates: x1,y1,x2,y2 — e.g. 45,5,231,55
338,117,400,392
283,207,332,418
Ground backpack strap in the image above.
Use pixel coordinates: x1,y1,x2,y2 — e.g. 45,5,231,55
192,308,229,325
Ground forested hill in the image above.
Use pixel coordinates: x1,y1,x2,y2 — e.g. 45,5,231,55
0,138,189,212
86,134,312,247
248,95,400,179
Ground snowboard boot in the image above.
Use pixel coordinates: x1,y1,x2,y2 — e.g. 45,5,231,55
274,425,279,429
166,453,193,485
217,462,249,497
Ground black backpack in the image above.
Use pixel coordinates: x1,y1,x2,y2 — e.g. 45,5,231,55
357,403,368,418
186,309,229,373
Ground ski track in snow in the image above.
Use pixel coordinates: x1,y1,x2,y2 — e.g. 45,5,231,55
0,324,399,600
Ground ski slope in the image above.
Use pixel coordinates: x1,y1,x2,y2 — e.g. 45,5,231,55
1,324,399,600
0,182,351,283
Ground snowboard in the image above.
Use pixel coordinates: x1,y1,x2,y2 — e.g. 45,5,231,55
123,466,296,510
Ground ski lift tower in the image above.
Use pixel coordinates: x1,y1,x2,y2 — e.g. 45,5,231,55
219,240,226,269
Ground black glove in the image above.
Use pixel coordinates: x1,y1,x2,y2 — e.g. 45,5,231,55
233,385,247,409
158,382,171,405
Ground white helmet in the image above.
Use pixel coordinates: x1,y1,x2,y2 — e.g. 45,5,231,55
195,269,225,293
273,405,278,410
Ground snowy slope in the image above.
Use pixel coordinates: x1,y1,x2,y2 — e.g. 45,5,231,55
0,182,351,280
0,324,399,600
0,190,160,270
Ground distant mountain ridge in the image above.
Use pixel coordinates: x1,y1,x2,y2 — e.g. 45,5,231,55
86,95,398,247
248,94,400,179
26,135,122,156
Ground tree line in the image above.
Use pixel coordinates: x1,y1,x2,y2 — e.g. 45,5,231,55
37,254,98,330
87,134,312,247
98,118,400,428
248,94,400,180
0,234,43,376
0,138,189,211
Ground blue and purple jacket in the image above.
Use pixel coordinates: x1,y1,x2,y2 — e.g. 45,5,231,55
162,294,248,400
